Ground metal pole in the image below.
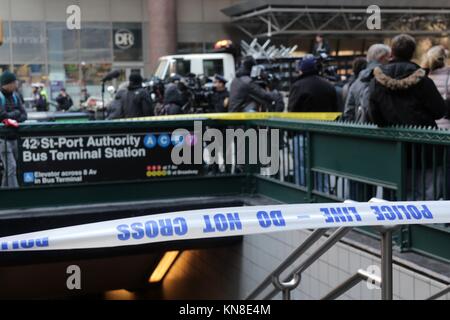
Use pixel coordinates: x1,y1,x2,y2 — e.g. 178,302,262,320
322,269,381,300
246,228,327,300
380,229,393,300
282,288,291,300
263,227,351,300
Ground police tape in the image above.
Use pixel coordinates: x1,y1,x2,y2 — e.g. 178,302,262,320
1,201,449,251
125,112,342,122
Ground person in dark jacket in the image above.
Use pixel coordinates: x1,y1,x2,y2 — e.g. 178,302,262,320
153,74,184,115
55,88,73,112
312,34,331,56
210,74,229,113
229,56,281,112
107,73,153,119
32,84,48,112
161,82,184,115
288,56,338,112
342,44,391,122
0,71,27,188
80,88,90,105
369,34,447,127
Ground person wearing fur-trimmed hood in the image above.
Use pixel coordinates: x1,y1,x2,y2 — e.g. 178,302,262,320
368,34,447,128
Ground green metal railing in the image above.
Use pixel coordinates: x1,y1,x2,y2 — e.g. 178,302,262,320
0,118,449,262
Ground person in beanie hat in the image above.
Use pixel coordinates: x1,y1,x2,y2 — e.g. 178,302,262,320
107,71,153,119
288,56,338,112
1,71,16,87
0,70,27,188
297,56,319,75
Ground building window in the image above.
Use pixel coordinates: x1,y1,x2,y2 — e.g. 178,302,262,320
11,22,46,63
0,65,10,73
81,63,112,97
47,22,79,62
14,64,46,100
80,23,112,62
48,64,80,102
0,21,11,64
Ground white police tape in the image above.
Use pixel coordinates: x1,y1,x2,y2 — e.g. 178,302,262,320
1,201,449,251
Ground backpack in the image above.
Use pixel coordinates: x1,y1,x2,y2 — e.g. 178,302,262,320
0,91,19,109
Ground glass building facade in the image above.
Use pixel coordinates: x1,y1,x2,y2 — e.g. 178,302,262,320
0,20,145,106
0,0,237,107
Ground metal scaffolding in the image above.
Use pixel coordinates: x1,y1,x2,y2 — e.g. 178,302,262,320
226,6,450,38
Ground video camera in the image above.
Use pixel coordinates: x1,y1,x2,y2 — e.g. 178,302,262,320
179,73,214,113
250,64,281,91
142,76,165,104
314,51,340,82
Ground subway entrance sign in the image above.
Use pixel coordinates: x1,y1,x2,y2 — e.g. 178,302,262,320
18,132,200,186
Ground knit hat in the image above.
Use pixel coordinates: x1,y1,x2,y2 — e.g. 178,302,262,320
0,71,17,86
129,73,143,86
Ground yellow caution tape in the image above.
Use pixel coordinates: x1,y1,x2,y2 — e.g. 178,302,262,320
123,112,341,122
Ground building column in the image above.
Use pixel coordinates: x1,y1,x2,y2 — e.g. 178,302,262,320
146,0,177,73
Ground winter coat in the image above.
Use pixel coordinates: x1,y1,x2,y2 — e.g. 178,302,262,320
210,89,229,113
288,74,338,112
428,66,450,129
0,89,27,123
107,85,153,119
342,62,380,123
368,60,447,127
428,66,450,99
55,94,73,111
229,67,281,112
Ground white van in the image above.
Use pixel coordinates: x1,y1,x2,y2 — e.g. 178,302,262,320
153,53,236,85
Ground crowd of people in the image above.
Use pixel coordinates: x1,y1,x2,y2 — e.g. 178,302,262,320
1,33,450,189
107,33,447,131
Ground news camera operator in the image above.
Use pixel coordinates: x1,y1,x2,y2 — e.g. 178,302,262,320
156,74,185,115
210,74,229,113
229,56,284,113
288,56,338,113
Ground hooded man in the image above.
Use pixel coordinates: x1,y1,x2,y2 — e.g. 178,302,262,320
369,34,447,127
107,72,153,119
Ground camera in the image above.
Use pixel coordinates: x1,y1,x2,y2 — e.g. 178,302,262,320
250,64,281,91
142,76,165,104
179,73,215,113
314,51,340,82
